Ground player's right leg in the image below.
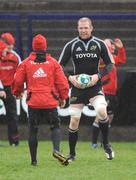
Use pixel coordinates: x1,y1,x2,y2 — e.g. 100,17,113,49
47,108,69,166
4,90,19,146
67,104,83,162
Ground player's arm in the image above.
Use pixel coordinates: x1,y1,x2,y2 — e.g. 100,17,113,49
53,60,69,107
113,38,126,64
68,65,113,89
68,74,99,89
59,42,80,89
98,63,114,80
0,80,6,99
59,42,73,77
12,62,26,98
76,41,114,89
98,41,115,79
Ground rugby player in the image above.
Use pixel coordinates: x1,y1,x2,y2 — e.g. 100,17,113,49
59,17,115,161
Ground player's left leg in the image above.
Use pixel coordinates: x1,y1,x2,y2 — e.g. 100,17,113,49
90,95,114,160
4,88,19,146
48,108,61,152
48,108,69,166
106,94,117,128
91,118,100,148
28,107,39,166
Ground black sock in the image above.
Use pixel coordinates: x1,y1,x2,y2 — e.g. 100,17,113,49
92,123,100,144
68,128,78,156
51,128,61,152
99,119,109,145
28,127,38,162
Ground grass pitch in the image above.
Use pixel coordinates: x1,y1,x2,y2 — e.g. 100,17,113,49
0,141,136,180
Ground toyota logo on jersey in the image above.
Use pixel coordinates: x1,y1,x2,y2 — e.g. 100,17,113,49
76,53,97,59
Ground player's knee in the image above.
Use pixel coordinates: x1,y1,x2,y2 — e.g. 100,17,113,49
48,109,60,130
50,120,60,130
69,117,80,129
95,106,107,120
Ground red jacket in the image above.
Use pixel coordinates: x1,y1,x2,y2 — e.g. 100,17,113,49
113,47,126,64
12,52,69,108
0,40,7,58
0,50,20,86
102,65,117,95
101,47,126,95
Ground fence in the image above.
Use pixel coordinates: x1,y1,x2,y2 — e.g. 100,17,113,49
0,13,23,59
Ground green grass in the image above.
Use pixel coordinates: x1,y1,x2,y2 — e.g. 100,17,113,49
0,141,136,180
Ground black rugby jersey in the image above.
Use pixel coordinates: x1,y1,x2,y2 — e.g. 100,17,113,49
59,36,114,76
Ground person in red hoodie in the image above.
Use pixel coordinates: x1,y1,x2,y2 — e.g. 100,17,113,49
0,33,21,146
91,38,126,148
12,34,69,166
0,39,8,96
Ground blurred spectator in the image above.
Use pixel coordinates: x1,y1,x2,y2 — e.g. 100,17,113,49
91,38,126,148
0,38,7,59
0,32,21,146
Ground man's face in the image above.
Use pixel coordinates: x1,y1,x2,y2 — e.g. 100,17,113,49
111,43,116,54
2,47,9,57
7,44,14,52
77,21,93,40
1,44,14,57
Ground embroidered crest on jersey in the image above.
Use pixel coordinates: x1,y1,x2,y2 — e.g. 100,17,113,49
90,45,97,51
76,47,82,51
70,96,77,102
33,67,47,78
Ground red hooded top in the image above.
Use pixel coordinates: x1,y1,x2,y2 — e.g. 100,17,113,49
0,51,20,86
12,34,69,108
101,39,126,95
0,40,7,57
0,33,21,86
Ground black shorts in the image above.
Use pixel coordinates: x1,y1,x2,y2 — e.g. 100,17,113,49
70,85,104,105
28,107,60,129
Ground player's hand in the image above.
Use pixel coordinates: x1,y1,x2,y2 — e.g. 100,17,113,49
59,99,66,108
114,38,124,48
86,74,99,88
0,90,6,99
68,75,82,89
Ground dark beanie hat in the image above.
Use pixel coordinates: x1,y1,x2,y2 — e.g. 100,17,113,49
32,34,47,51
